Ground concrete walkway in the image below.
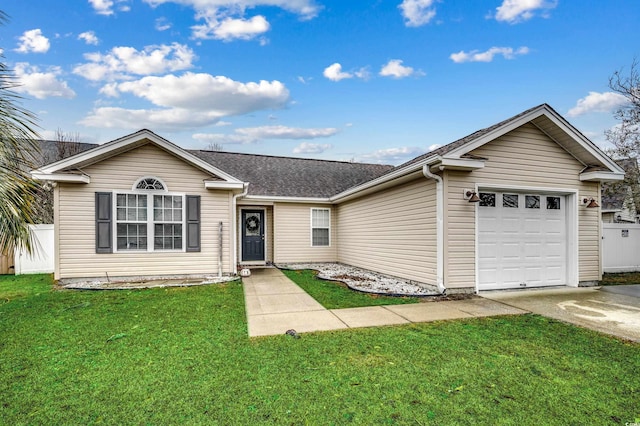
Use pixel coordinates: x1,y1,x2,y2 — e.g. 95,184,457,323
243,268,527,337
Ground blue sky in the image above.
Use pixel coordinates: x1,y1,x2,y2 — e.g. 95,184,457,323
2,0,639,164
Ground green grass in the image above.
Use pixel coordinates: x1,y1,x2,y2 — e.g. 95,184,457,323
2,274,640,425
281,269,421,309
601,272,640,286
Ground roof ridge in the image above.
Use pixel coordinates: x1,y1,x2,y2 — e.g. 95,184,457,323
188,148,394,168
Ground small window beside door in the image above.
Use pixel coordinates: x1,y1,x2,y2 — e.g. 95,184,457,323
311,208,330,247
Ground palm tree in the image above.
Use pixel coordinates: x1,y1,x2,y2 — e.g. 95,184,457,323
0,11,41,255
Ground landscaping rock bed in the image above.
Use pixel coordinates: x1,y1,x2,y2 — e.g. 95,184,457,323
60,275,237,290
277,262,441,296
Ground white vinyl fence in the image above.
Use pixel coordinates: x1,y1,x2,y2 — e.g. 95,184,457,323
602,223,640,273
14,224,55,275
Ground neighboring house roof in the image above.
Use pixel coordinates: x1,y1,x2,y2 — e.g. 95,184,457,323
37,140,98,166
189,150,393,198
601,158,639,213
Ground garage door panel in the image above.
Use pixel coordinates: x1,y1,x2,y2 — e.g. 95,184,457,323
478,191,567,290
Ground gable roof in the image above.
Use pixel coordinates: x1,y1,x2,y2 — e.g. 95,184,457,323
332,104,625,202
32,129,244,186
32,104,624,200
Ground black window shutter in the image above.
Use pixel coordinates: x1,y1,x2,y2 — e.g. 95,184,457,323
186,195,201,252
95,192,112,253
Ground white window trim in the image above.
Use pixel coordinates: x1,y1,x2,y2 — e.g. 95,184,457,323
113,189,187,253
310,208,331,247
131,176,169,192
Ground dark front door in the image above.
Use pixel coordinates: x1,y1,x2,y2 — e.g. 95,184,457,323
242,210,265,261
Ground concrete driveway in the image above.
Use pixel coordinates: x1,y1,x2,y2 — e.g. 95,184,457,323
481,285,640,342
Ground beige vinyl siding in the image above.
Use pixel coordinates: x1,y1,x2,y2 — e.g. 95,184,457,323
444,123,602,289
272,203,337,263
336,178,437,285
56,143,232,279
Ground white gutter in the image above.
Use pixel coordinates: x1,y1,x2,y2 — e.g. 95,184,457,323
231,183,249,275
422,164,446,294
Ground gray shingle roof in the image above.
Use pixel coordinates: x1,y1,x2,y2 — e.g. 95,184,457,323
189,150,394,198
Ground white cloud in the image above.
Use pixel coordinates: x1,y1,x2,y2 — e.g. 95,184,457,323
450,46,530,63
379,59,423,78
323,63,369,82
73,43,196,81
82,73,290,130
78,31,99,45
155,17,172,31
144,0,320,40
494,0,557,24
144,0,321,19
399,0,437,27
89,0,131,15
238,125,338,139
15,29,50,54
428,143,441,151
293,142,332,154
13,63,76,99
89,0,114,15
323,63,352,81
567,92,629,117
194,125,337,145
193,15,270,41
360,146,427,164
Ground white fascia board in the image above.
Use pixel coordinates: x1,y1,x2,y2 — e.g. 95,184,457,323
204,181,246,190
242,195,332,204
579,171,625,182
41,129,243,184
537,111,626,174
432,157,485,171
31,171,90,183
444,105,625,175
445,106,547,159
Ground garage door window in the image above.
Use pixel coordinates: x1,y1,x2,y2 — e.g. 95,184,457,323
525,195,540,209
546,196,561,210
479,193,495,207
503,194,518,208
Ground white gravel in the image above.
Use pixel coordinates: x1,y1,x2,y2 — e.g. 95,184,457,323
60,275,237,290
277,263,440,296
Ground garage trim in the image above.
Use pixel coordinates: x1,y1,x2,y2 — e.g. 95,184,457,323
473,183,579,292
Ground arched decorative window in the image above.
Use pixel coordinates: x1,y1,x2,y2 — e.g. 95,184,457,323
133,177,167,191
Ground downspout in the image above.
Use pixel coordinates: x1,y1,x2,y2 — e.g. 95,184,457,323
422,165,446,295
232,183,249,275
218,221,223,278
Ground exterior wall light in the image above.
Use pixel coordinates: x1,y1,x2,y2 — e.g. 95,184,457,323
582,197,599,208
464,190,481,203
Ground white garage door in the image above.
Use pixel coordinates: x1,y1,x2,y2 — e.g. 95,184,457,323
478,191,567,291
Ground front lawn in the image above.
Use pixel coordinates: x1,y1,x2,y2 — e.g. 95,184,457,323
282,269,421,309
1,274,639,425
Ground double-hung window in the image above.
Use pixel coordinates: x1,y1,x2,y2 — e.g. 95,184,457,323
311,208,330,247
153,195,183,250
116,194,148,250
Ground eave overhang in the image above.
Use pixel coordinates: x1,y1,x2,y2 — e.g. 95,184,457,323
579,171,625,182
204,181,246,190
31,171,90,183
